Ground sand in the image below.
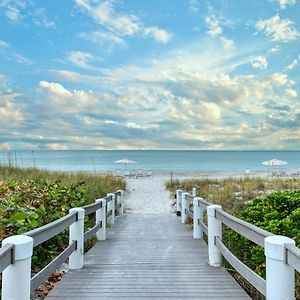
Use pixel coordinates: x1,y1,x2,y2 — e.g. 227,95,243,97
125,175,174,213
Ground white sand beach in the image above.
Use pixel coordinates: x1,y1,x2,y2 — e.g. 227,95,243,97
123,170,299,213
125,176,173,213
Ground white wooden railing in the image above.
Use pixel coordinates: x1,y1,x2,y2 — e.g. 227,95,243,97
177,188,300,300
0,190,124,300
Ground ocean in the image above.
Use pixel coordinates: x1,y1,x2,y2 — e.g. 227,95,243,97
1,150,300,172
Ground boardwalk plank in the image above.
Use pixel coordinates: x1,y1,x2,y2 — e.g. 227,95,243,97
47,213,250,299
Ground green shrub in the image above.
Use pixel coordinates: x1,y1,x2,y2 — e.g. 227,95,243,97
0,173,125,271
225,190,300,278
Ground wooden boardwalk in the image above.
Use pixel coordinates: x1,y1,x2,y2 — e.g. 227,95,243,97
47,213,250,299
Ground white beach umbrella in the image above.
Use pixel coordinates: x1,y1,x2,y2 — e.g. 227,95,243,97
262,159,288,166
114,158,137,169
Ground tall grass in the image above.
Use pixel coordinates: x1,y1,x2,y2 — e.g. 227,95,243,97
0,165,126,201
166,177,300,299
166,176,300,212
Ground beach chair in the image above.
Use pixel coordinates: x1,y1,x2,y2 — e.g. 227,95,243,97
244,168,251,176
130,170,137,178
116,169,123,178
124,170,130,178
145,170,153,178
136,169,144,178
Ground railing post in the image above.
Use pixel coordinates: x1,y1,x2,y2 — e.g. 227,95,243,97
107,193,115,225
1,235,33,300
117,190,124,215
181,192,189,224
264,236,295,300
69,207,85,269
207,205,222,267
176,189,182,216
193,197,203,239
96,198,106,240
192,187,197,197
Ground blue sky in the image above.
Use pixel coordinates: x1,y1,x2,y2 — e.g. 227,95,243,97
0,0,299,150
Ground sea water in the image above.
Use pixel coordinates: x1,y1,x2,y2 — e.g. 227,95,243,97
1,150,300,172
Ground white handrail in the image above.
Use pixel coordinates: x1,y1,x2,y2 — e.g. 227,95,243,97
1,189,125,300
177,188,300,300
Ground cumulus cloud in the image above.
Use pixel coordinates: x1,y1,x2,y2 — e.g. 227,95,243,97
205,15,223,37
269,45,280,53
251,55,268,69
256,15,300,42
0,143,11,150
143,27,172,44
66,51,95,69
30,42,299,149
272,72,288,85
75,0,172,44
220,37,235,50
276,0,297,9
0,92,24,130
286,88,298,97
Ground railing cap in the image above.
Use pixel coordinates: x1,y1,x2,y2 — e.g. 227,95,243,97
70,207,85,220
96,198,106,204
207,204,222,216
2,235,33,260
265,235,295,261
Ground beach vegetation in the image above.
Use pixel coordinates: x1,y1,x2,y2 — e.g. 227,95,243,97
0,166,125,289
166,177,300,299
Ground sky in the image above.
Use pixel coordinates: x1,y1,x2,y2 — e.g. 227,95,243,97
0,0,300,150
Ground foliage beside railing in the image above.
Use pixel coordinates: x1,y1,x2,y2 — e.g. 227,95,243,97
224,190,300,299
166,177,300,212
0,173,125,271
168,178,300,299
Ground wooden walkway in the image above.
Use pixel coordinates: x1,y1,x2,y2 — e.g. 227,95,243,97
47,213,250,299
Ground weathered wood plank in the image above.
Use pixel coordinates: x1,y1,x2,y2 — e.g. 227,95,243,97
47,213,250,299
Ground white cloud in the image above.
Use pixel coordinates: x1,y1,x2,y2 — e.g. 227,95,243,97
14,54,32,65
0,143,11,150
272,72,288,85
269,45,280,53
66,51,94,69
79,31,125,46
0,0,27,21
189,0,199,13
256,15,300,42
277,0,297,9
205,15,223,37
46,143,69,150
143,27,172,44
0,92,24,129
251,55,268,69
220,37,235,50
286,88,297,97
0,40,9,47
287,55,300,69
75,0,172,43
32,8,56,29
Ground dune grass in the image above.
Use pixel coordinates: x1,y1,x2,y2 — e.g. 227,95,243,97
166,176,300,212
166,176,300,299
0,165,126,292
0,165,126,201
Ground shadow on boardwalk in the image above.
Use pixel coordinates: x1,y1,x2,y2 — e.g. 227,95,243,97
47,213,250,299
